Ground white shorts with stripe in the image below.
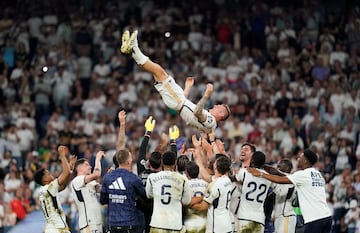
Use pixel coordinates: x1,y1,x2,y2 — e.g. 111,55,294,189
274,215,296,233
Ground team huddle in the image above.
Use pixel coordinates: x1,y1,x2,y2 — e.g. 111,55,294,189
33,30,332,233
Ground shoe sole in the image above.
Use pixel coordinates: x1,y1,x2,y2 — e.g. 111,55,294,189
121,30,138,54
120,30,130,54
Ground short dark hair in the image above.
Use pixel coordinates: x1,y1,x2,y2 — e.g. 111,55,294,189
149,152,161,169
186,161,199,179
74,158,87,176
115,148,131,165
215,156,231,175
277,159,293,173
176,154,190,173
250,151,266,168
162,151,177,166
303,149,318,165
34,168,46,185
241,143,256,153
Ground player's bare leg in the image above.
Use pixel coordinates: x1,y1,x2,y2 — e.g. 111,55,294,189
121,30,168,83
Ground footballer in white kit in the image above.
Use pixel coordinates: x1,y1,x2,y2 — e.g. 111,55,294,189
71,151,105,233
236,152,276,233
71,177,103,233
272,159,297,233
34,145,76,233
121,29,231,134
203,174,234,233
38,178,70,233
273,183,297,233
154,76,217,133
146,151,192,231
184,161,209,233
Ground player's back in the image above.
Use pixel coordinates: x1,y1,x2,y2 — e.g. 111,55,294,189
146,170,191,230
184,178,208,232
237,168,274,224
205,175,234,233
273,183,296,218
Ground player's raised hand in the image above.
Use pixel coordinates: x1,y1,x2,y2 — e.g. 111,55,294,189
69,154,77,171
145,116,156,132
96,150,106,160
204,83,213,98
58,145,69,157
192,134,201,148
169,125,180,140
118,110,126,125
185,77,194,89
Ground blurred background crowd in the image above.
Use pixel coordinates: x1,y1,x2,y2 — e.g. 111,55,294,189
0,0,359,232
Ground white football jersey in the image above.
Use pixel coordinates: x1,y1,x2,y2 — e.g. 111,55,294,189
204,175,234,233
236,168,275,225
71,175,103,230
287,167,332,223
184,178,209,232
273,182,296,218
146,170,192,230
154,76,217,133
38,179,69,231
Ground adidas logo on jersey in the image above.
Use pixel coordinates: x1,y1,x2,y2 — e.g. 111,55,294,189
109,177,126,190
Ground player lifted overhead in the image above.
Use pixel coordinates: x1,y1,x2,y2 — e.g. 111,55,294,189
121,30,230,133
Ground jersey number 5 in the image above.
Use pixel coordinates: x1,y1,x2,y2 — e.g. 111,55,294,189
161,184,172,205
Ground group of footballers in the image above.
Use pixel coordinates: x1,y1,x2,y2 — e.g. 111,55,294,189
33,30,332,233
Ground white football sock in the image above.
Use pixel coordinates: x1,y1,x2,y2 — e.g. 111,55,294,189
132,46,149,65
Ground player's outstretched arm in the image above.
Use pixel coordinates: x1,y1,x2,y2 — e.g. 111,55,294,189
194,84,213,123
138,116,156,174
117,110,126,150
57,145,77,191
184,77,194,98
169,125,179,155
248,167,292,184
192,135,212,183
84,150,105,184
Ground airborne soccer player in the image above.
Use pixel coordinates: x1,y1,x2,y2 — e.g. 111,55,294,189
121,30,231,133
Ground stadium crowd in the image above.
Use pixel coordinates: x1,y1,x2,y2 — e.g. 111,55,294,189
0,0,360,232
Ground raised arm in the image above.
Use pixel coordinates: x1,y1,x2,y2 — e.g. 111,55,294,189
117,110,126,150
192,135,212,183
57,145,77,191
138,116,156,174
194,84,213,123
169,125,180,155
84,150,105,184
184,77,194,98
